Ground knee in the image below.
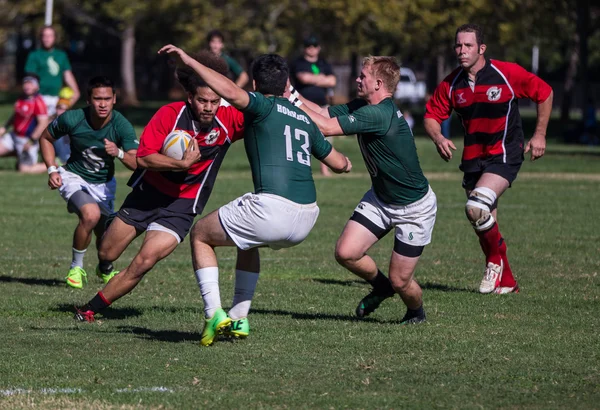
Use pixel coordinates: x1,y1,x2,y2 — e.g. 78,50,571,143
389,276,411,294
465,187,497,231
80,208,101,228
190,223,205,245
334,244,360,265
97,244,113,263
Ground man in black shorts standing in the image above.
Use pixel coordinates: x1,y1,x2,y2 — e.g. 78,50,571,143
424,24,553,294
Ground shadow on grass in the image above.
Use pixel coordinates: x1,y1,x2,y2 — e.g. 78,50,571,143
250,308,393,324
115,326,203,343
0,275,64,287
310,278,365,287
52,303,143,320
419,281,479,294
312,277,477,294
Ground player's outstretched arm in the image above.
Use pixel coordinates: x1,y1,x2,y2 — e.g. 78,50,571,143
39,129,62,189
137,138,201,172
320,148,352,174
525,90,553,162
158,44,250,110
287,84,330,117
424,118,456,162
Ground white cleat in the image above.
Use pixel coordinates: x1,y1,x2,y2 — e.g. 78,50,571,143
479,261,503,294
494,284,520,294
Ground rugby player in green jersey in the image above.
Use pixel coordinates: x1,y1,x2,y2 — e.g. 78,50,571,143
39,76,138,289
159,44,351,345
292,56,437,325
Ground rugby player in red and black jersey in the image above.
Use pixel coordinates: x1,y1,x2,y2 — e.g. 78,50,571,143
75,51,246,322
424,24,553,295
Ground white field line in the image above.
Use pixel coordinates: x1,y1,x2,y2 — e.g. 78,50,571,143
1,386,174,396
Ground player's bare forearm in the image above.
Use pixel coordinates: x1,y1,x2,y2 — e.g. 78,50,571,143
120,150,138,170
296,93,327,115
424,117,456,161
185,58,248,108
534,90,553,137
300,104,343,135
30,115,49,142
235,71,249,88
137,153,192,172
159,45,249,109
321,148,351,173
424,118,444,142
39,130,58,167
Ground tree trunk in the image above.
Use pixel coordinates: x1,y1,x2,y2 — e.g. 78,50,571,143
577,0,589,112
560,34,579,123
121,23,139,106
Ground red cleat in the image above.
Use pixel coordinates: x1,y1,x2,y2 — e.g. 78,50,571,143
74,307,95,322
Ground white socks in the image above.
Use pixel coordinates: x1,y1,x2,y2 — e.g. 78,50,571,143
195,267,221,319
229,270,259,320
195,268,259,320
70,248,87,269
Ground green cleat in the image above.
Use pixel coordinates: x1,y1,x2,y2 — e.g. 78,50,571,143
95,265,119,284
226,317,250,339
200,308,231,346
65,266,87,289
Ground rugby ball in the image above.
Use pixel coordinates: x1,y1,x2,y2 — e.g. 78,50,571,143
161,130,192,160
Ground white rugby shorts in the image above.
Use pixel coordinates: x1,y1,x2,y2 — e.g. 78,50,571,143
218,193,320,250
353,186,437,247
57,167,116,215
1,132,39,166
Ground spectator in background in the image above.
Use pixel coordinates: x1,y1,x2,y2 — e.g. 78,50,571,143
25,25,80,163
581,97,598,145
0,74,49,173
291,35,337,176
206,30,249,88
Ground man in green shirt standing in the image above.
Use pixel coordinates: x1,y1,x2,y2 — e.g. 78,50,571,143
206,30,249,88
159,44,351,346
39,76,138,289
25,26,80,116
292,56,437,325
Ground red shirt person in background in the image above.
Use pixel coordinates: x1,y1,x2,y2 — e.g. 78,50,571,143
424,24,553,295
75,51,245,322
0,74,48,173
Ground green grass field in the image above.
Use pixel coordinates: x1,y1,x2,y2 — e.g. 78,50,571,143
1,107,599,408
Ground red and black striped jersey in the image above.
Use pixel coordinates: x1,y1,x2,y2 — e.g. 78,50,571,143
129,101,244,214
425,59,552,171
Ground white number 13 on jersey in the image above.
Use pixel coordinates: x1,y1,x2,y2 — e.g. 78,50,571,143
284,125,311,166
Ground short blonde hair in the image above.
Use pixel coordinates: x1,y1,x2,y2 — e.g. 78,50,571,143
363,56,401,94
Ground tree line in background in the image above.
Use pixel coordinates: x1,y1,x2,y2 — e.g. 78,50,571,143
1,0,598,120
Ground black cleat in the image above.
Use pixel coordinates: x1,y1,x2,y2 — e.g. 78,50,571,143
355,289,394,318
399,309,426,325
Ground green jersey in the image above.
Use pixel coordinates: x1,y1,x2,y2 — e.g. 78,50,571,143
48,108,138,183
329,98,428,205
243,91,332,204
24,48,71,96
221,53,244,78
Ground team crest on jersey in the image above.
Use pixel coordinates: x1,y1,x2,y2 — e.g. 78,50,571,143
205,129,220,145
456,92,467,104
348,115,356,123
486,87,502,101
